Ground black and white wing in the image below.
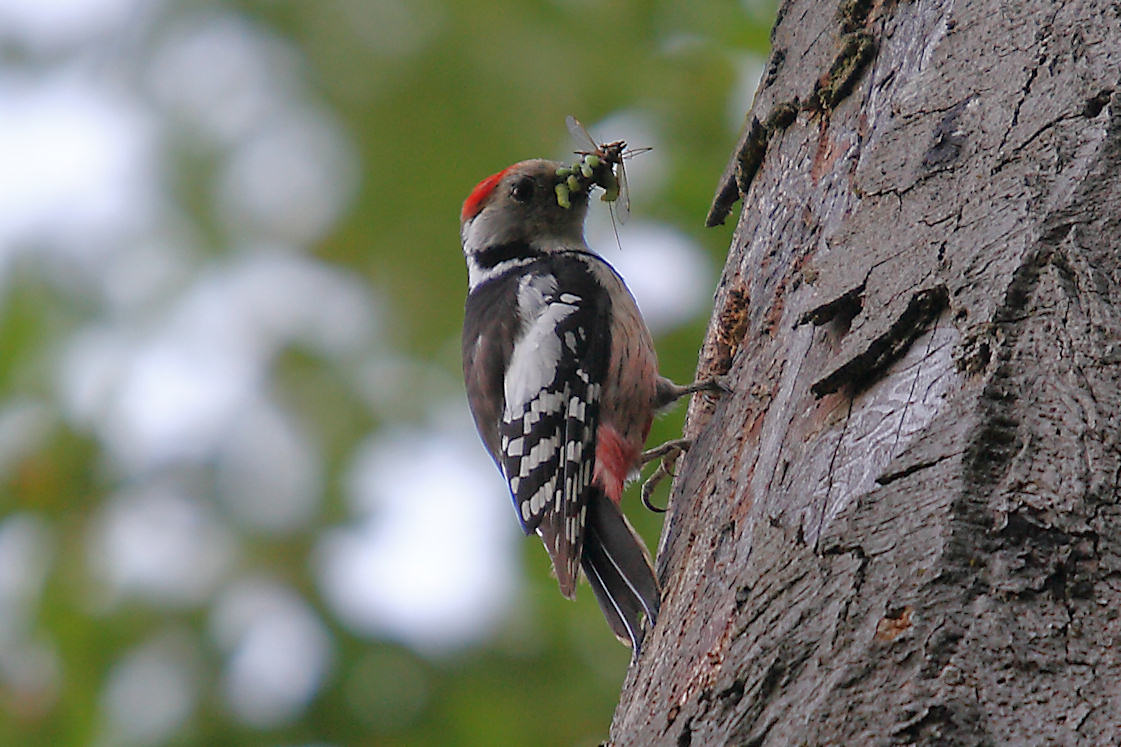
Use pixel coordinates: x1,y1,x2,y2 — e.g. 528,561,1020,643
499,267,610,597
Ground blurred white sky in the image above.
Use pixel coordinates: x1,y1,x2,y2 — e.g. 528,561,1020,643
0,0,716,739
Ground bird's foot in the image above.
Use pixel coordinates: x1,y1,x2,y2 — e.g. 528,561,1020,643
639,438,691,513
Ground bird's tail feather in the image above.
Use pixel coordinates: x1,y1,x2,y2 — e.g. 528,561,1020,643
580,493,661,655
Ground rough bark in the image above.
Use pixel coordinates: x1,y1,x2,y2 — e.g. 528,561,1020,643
612,1,1121,744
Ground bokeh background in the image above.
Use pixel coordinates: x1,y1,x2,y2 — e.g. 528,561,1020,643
0,0,775,744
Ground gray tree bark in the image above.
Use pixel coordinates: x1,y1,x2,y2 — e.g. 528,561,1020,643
612,1,1121,744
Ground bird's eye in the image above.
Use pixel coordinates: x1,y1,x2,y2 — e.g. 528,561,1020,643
510,177,535,203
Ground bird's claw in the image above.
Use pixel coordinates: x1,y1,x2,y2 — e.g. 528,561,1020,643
640,439,691,513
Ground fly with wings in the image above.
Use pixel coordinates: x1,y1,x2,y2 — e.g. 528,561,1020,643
459,117,721,655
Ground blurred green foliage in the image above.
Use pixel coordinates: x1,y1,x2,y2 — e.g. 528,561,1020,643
0,0,774,745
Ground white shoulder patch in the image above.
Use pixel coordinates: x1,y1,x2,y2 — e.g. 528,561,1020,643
503,275,579,411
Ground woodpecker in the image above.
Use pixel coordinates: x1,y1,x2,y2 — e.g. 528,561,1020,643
460,157,708,654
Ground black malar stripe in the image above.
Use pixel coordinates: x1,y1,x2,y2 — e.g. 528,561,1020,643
474,240,542,269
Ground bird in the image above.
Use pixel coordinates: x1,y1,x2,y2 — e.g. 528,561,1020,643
459,156,717,653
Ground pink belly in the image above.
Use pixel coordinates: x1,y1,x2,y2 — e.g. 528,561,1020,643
594,423,644,503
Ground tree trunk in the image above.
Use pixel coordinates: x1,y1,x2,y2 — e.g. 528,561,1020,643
612,1,1121,744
